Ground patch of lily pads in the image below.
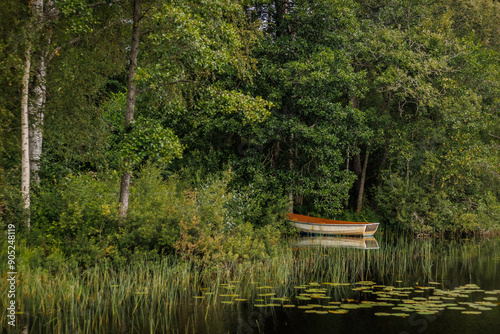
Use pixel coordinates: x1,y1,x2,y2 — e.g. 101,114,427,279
197,280,500,318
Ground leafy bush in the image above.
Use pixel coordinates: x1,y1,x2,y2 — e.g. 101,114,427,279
31,172,119,267
0,167,24,230
375,173,500,235
226,182,289,228
20,164,287,268
115,164,286,266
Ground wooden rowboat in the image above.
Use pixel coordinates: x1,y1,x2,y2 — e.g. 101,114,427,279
287,213,379,236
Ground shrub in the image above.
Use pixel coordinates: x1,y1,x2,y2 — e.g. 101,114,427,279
375,173,500,235
116,164,286,266
0,167,25,230
31,172,119,267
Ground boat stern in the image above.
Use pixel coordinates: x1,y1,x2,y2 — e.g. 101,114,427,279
363,223,379,236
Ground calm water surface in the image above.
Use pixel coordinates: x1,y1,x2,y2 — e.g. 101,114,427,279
6,234,500,334
188,235,500,334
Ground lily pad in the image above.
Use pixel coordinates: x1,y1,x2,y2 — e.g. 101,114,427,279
307,304,323,308
476,307,492,311
374,312,392,316
341,304,361,309
296,296,312,301
356,281,376,285
417,311,439,315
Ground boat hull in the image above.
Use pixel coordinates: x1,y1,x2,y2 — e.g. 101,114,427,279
288,213,379,236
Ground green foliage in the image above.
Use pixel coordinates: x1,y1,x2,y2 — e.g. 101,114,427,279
375,174,434,234
209,0,369,217
375,173,500,235
2,0,500,263
56,0,99,34
121,117,183,170
438,0,500,52
226,182,289,228
31,172,120,267
20,162,287,268
114,164,286,266
0,167,24,230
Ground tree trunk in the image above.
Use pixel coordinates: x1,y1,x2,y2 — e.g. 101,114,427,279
29,52,47,184
118,0,142,220
354,152,362,177
275,0,292,36
21,41,32,229
118,172,131,218
357,150,369,213
379,139,389,171
288,134,294,213
27,0,47,185
272,140,280,167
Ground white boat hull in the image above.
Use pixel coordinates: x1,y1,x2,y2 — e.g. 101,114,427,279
292,221,379,236
287,213,380,236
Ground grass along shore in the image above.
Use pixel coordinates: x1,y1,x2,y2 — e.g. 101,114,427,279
1,234,500,333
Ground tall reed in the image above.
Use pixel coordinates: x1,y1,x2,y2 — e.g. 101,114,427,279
1,235,499,333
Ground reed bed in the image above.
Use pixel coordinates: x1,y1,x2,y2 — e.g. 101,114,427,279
1,234,499,333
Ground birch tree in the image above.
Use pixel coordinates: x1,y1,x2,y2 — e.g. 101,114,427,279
24,0,123,184
21,36,31,228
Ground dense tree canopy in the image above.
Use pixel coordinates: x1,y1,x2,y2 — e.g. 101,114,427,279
1,0,499,263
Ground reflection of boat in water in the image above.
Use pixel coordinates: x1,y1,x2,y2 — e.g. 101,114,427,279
287,213,379,236
294,236,380,249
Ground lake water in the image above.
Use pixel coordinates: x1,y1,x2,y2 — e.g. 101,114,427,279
185,234,500,334
5,234,500,333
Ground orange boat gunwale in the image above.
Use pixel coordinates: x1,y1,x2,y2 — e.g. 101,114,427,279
287,213,376,225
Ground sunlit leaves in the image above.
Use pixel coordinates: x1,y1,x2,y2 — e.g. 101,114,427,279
121,118,183,170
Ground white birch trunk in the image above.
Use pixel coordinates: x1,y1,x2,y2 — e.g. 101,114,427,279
29,52,46,184
21,42,32,229
28,0,47,184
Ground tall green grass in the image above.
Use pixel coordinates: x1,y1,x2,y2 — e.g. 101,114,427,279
1,234,499,333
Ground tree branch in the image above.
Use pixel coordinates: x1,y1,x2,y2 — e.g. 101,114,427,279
489,133,500,139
